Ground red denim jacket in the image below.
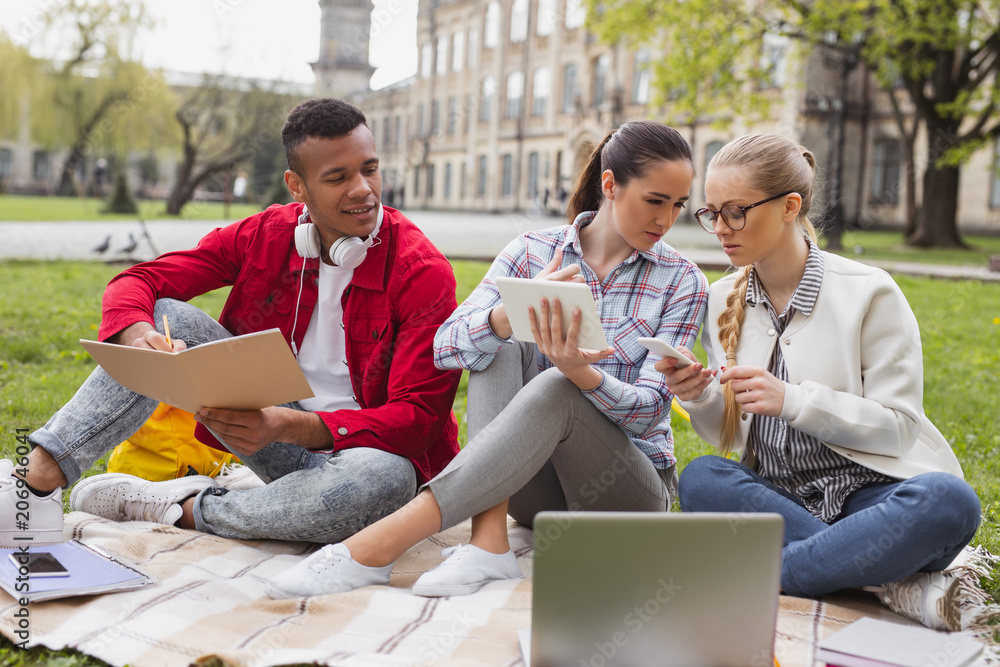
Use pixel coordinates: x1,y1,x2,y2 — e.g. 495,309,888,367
99,203,461,484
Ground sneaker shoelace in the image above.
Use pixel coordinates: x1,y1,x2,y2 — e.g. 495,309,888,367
883,578,926,622
120,492,175,522
308,545,348,574
438,544,474,567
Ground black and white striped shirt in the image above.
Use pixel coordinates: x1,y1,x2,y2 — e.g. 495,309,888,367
746,241,894,522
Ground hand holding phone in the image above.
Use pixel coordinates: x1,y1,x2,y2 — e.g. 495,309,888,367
637,338,695,368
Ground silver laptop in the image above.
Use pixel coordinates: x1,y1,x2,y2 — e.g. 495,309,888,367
521,512,784,667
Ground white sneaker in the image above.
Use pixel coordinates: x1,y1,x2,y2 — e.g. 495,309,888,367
266,543,393,599
0,459,63,547
412,544,522,597
70,473,218,525
875,570,962,631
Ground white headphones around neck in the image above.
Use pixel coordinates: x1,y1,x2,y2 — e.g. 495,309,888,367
293,204,384,270
288,203,384,357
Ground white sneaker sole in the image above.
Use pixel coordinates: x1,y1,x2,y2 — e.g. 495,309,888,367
412,580,492,597
0,528,63,548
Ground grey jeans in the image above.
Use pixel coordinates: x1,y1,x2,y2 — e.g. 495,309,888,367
30,299,416,543
428,339,677,530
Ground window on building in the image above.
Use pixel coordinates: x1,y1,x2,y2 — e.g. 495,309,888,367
501,154,513,197
528,152,540,199
427,163,435,198
593,54,610,106
453,31,465,71
395,115,401,149
506,70,524,119
421,42,432,78
436,36,448,75
477,155,488,197
444,162,452,200
481,76,495,122
562,63,578,113
484,1,500,48
468,27,479,68
414,165,421,198
510,0,529,42
447,96,458,134
532,66,550,116
871,138,901,205
432,99,441,134
464,94,473,133
384,116,391,148
418,102,426,136
992,139,1000,208
704,141,724,172
632,49,650,104
0,148,12,181
565,0,585,29
537,0,556,35
32,150,49,181
761,33,789,88
460,160,467,199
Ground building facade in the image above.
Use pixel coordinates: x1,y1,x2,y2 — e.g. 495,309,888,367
343,0,1000,230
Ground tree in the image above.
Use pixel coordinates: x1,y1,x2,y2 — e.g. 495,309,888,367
590,0,1000,248
37,0,174,195
165,75,299,215
0,37,46,143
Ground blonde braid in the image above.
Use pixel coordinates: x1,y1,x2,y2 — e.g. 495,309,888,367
717,265,752,454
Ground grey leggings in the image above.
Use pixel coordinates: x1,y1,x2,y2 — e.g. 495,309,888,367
427,339,677,530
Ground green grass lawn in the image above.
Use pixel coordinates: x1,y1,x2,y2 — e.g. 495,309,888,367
833,229,1000,267
0,194,262,222
0,259,999,663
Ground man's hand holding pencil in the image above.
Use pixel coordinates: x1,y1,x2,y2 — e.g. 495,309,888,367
109,318,187,352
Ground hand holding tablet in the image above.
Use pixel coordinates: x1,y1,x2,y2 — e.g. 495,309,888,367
494,277,609,351
637,337,695,368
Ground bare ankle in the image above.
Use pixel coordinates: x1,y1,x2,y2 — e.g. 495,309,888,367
178,498,197,530
19,448,68,493
342,535,393,568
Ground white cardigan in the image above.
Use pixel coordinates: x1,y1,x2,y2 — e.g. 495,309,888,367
682,251,963,480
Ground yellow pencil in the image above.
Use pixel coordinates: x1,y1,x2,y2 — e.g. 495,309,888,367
163,315,171,348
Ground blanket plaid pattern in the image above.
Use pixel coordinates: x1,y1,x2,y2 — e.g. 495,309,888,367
0,470,995,666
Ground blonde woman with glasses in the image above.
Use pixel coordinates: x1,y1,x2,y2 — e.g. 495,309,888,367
659,133,980,632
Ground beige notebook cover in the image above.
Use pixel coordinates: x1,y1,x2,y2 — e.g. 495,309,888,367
80,328,314,414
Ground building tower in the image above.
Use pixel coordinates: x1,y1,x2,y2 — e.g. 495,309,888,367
312,0,375,98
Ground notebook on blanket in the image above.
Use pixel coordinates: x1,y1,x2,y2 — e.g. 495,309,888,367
520,512,784,667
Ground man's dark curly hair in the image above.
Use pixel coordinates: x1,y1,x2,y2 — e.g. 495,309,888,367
282,98,368,176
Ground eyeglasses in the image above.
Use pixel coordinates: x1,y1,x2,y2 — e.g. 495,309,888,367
694,190,797,233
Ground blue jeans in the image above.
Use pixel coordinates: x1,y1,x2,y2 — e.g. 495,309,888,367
679,455,981,597
29,299,416,543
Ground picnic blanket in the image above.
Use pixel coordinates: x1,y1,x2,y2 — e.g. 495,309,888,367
1,469,997,666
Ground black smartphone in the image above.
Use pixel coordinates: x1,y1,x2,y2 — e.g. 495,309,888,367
8,552,70,577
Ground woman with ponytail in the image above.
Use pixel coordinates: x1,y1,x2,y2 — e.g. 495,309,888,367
658,133,980,631
266,120,709,599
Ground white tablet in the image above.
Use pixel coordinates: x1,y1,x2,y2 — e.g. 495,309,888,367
494,277,609,351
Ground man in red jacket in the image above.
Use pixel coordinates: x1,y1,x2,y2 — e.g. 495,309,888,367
4,98,461,546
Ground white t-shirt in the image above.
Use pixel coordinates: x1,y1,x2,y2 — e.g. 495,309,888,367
296,261,360,413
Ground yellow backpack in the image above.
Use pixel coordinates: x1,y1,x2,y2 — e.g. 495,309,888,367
108,403,237,481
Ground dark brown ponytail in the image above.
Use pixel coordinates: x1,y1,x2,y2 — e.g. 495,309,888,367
565,121,693,223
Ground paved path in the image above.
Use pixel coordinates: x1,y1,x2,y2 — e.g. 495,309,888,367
1,212,997,282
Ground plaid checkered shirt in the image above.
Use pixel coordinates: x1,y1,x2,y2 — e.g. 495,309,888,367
433,212,709,468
